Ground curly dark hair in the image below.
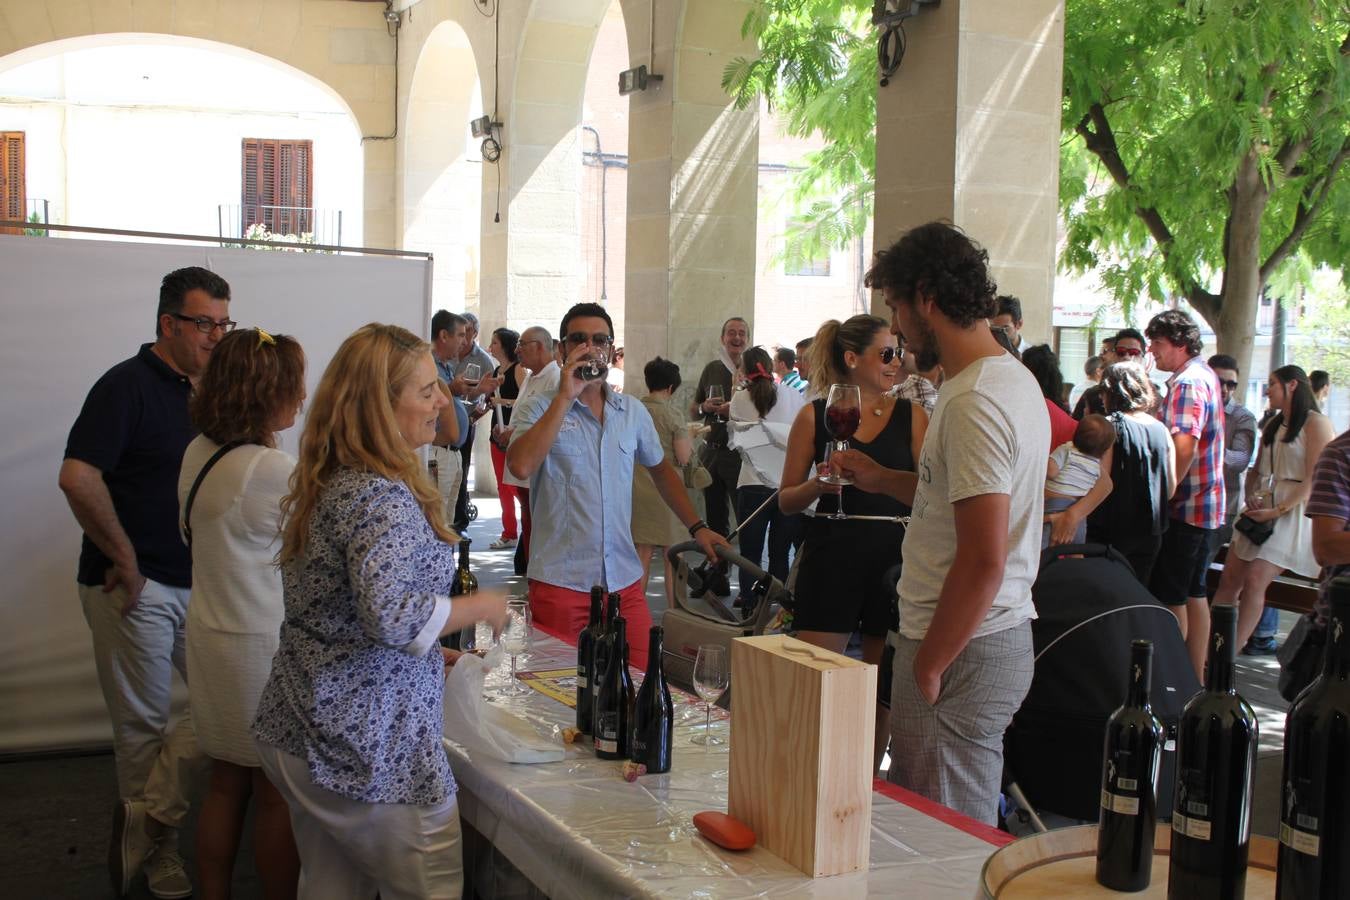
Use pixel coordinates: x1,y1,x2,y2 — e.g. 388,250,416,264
864,222,997,328
190,329,306,447
643,356,681,393
1144,309,1203,356
1021,344,1066,410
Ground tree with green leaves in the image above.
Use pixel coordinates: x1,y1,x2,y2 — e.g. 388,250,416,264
726,1,1350,385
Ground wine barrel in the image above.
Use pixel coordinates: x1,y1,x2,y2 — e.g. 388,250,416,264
979,825,1277,898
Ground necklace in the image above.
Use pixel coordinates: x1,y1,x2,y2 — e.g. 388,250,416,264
868,393,890,417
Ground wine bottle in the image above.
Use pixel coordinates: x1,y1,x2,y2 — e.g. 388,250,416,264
1276,579,1350,898
453,538,478,596
1096,640,1164,892
631,626,674,774
1167,603,1259,899
590,591,621,737
576,586,604,735
594,615,633,760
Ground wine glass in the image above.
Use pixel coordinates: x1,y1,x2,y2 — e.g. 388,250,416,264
462,362,482,387
819,383,861,520
691,645,729,746
707,384,726,422
499,597,531,696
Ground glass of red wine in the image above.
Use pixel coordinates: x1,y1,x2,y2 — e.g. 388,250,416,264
819,383,860,520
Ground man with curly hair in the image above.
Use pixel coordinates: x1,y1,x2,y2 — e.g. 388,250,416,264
59,267,229,898
1146,308,1225,679
832,222,1049,825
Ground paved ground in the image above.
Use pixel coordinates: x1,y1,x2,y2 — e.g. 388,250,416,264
0,494,1296,898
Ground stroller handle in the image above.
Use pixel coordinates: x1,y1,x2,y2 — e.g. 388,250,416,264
666,539,769,583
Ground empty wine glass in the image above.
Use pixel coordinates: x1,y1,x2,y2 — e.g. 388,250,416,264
692,644,729,746
499,597,531,696
707,384,726,422
819,383,861,520
462,362,482,386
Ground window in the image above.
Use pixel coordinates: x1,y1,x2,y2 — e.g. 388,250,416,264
1,132,24,237
241,139,313,236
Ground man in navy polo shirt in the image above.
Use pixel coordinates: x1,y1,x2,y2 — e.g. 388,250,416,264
59,266,231,898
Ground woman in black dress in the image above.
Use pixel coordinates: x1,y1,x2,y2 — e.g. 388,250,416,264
780,315,927,770
1084,363,1177,584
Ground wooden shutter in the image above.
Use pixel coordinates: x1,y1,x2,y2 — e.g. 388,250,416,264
1,132,25,237
241,138,313,237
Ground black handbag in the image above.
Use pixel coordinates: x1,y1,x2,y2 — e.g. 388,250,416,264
1234,513,1276,546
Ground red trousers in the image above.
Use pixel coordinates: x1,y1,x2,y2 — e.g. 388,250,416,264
527,579,652,670
489,442,521,540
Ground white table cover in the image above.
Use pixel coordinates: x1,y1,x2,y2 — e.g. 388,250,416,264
444,630,1000,898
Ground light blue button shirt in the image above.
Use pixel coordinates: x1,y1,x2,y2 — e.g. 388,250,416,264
510,387,665,592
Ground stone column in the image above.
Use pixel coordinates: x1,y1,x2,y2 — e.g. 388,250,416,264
871,2,1064,342
624,0,760,409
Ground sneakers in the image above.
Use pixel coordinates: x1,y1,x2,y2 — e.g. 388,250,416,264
144,844,192,899
1242,636,1279,656
489,536,518,550
109,799,155,896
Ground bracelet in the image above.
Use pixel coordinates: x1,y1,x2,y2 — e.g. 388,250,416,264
688,519,709,537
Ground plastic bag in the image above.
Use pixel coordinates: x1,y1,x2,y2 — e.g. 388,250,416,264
442,644,566,764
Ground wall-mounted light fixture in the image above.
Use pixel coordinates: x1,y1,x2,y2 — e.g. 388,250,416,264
618,65,662,96
469,115,498,138
618,0,663,96
872,0,940,87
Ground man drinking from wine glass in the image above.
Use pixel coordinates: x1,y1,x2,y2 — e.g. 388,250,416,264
507,303,728,668
830,222,1049,826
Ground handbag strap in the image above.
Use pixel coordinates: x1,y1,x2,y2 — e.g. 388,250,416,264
182,440,248,549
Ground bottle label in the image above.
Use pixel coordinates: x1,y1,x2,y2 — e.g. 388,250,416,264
1100,789,1140,816
576,672,587,689
595,736,617,753
1116,776,1137,791
632,738,646,755
1172,812,1212,841
1279,821,1321,857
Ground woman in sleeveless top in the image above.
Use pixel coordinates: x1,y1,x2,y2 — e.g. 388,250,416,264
1084,363,1176,585
488,328,527,549
178,328,306,900
1214,365,1334,646
780,315,927,770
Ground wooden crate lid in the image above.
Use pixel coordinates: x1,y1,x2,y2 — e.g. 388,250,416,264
733,634,872,672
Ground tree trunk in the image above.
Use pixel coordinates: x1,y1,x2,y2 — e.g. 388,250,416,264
1214,152,1269,403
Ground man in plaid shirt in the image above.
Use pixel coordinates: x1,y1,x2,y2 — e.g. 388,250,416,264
1146,309,1226,679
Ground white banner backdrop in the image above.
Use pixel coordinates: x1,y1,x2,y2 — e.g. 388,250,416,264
0,234,432,753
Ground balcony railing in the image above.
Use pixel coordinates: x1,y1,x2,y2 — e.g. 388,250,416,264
217,204,343,247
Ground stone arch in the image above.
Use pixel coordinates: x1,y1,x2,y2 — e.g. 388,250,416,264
0,1,398,245
400,19,484,312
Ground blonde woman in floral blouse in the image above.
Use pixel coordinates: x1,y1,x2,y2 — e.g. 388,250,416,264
253,324,507,900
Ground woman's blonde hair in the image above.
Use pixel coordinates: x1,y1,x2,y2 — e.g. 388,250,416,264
278,323,457,563
805,314,889,390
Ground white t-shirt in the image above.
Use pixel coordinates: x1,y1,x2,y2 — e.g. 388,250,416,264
1046,442,1101,498
898,352,1050,640
503,361,560,489
728,382,806,488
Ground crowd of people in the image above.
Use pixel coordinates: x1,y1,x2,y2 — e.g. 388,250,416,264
57,218,1350,898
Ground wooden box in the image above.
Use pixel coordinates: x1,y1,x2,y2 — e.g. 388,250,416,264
728,634,876,877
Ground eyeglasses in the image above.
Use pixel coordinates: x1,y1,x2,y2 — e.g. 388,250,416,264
1115,347,1143,358
565,331,614,348
878,347,898,364
1220,379,1239,389
173,314,236,334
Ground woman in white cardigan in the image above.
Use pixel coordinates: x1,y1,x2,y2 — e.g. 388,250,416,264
178,327,306,900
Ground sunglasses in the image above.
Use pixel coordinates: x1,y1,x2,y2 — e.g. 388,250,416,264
878,347,899,364
1115,347,1144,358
564,332,614,348
1220,379,1239,389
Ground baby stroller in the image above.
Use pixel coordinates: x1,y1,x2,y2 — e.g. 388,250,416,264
1004,543,1201,829
662,540,788,709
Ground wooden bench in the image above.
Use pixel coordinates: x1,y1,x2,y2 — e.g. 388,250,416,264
1207,544,1318,616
